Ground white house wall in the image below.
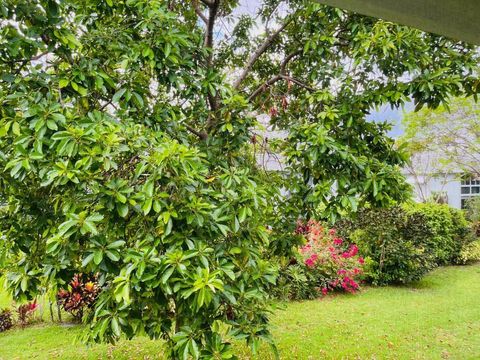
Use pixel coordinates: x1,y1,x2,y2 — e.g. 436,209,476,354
404,173,462,209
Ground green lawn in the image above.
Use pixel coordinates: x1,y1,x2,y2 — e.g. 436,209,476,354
1,264,480,359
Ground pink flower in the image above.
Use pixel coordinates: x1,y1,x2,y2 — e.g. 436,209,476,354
299,244,311,253
305,258,315,268
329,229,336,236
349,244,358,256
337,269,347,275
333,238,343,245
321,287,328,296
358,257,365,264
310,254,318,262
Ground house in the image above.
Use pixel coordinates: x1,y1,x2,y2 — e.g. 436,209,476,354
402,151,480,209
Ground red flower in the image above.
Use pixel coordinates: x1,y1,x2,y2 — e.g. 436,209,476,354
305,258,315,268
321,287,328,296
358,257,365,264
349,244,359,256
333,238,343,245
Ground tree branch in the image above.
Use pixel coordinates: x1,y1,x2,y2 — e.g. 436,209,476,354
280,75,315,92
204,0,220,64
192,1,208,24
233,18,293,90
247,75,282,102
247,50,312,102
185,124,208,140
280,50,301,74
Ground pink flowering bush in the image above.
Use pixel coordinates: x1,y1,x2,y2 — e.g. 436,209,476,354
296,220,364,296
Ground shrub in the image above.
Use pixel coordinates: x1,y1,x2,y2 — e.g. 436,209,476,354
459,241,480,264
0,308,13,332
404,203,473,264
297,221,364,295
275,220,364,300
337,207,435,285
465,197,480,236
17,301,39,327
57,274,100,321
274,264,318,300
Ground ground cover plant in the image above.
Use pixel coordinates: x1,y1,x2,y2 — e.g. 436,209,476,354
1,0,479,358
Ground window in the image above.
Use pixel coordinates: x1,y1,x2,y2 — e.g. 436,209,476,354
461,177,480,209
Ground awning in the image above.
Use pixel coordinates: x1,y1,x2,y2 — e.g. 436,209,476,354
315,0,480,45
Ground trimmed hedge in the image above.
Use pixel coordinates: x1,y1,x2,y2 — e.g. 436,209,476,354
404,203,472,265
337,203,474,285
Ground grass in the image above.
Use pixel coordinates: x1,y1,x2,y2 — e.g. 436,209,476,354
1,263,480,359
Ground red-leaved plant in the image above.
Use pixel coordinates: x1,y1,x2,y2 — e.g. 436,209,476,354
17,301,39,327
296,220,364,296
57,274,100,321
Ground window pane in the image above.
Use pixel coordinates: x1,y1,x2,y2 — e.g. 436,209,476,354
472,187,480,194
461,187,470,194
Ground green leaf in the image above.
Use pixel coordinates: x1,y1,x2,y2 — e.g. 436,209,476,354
117,203,128,218
217,224,229,237
111,317,120,337
106,250,120,262
142,198,153,215
161,267,174,284
164,218,173,237
59,79,69,88
107,240,125,249
82,253,95,267
46,120,58,130
12,122,20,136
58,219,78,236
93,250,103,265
76,85,88,96
112,88,126,103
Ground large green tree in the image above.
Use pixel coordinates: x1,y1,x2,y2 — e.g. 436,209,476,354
0,0,478,358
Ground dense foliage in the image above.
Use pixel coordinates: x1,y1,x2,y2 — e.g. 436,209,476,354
338,203,474,284
337,206,435,285
459,240,480,264
0,0,479,357
404,203,473,265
